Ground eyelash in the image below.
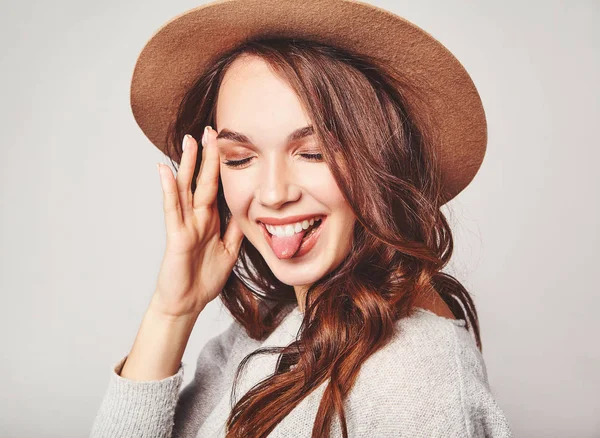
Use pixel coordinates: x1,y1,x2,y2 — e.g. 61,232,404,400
223,153,323,168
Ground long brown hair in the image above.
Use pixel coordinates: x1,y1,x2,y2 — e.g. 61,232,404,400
164,37,481,438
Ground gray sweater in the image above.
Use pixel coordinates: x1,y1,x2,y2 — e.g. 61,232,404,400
90,305,513,437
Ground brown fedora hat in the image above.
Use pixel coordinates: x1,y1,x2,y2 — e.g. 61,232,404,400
130,0,487,205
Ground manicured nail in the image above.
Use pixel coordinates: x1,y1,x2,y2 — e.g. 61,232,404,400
202,126,209,147
182,134,191,152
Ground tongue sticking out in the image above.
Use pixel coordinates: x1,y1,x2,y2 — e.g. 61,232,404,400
270,229,308,259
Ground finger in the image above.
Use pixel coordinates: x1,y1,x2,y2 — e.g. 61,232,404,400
193,126,220,210
222,215,245,259
195,129,208,190
157,163,184,231
176,134,198,221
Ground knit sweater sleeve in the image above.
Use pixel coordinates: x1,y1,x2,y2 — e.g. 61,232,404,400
452,325,514,438
90,319,242,438
343,316,514,438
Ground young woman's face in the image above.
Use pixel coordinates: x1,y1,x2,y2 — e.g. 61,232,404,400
215,55,355,294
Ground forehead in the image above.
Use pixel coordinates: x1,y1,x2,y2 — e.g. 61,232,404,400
215,56,312,141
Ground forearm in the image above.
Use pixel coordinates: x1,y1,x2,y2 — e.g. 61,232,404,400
120,295,203,381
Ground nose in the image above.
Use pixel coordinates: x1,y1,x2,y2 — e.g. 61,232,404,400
255,155,301,209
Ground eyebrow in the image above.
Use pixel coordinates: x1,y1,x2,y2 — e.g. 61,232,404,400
216,125,314,145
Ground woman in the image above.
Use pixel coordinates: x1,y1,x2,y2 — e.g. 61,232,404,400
91,1,513,437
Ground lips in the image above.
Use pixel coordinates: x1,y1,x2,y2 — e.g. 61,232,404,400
259,217,321,238
256,213,325,227
293,216,325,258
259,221,272,245
259,215,327,255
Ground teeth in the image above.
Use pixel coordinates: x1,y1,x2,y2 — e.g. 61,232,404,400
264,216,322,237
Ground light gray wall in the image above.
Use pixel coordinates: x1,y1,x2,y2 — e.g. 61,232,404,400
1,0,598,436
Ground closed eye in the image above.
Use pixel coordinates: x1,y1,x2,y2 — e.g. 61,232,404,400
300,153,323,161
223,153,323,169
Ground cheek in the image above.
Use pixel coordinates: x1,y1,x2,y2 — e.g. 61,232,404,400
220,171,253,217
310,171,347,208
317,173,355,230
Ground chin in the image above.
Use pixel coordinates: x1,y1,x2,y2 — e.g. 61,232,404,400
263,243,330,284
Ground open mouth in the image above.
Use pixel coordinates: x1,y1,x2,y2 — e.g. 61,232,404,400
302,219,322,239
259,216,324,240
258,216,327,259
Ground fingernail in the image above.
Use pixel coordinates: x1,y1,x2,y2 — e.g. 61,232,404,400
182,134,190,152
202,126,210,147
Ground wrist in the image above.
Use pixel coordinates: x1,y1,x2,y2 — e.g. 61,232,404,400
148,293,206,323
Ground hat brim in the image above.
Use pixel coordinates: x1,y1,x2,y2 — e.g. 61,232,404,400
130,0,487,205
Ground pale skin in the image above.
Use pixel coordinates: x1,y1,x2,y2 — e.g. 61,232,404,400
119,54,453,382
214,54,454,319
214,54,355,313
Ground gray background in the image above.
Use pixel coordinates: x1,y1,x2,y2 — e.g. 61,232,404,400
1,0,598,436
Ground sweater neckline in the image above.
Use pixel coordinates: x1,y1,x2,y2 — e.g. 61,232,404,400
289,305,466,327
413,307,466,326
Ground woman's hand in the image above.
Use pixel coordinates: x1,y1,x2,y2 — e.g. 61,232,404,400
152,126,244,318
